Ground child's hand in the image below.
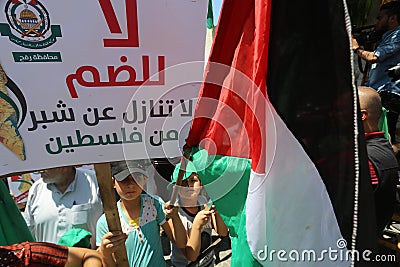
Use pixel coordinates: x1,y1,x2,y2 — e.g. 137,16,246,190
164,201,179,220
204,204,217,212
193,209,213,230
99,231,128,257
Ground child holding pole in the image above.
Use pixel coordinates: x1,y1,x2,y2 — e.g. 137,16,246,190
168,161,229,267
96,160,187,267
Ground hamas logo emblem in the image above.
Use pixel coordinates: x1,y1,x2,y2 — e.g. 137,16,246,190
0,0,61,49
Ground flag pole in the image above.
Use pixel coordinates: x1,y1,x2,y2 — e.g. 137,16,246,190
169,151,191,205
94,163,129,267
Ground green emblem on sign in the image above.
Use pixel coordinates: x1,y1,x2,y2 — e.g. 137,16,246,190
0,0,61,49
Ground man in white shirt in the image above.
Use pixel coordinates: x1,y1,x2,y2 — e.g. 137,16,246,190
24,166,103,248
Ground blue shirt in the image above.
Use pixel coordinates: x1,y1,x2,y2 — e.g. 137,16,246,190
96,194,166,267
367,26,400,95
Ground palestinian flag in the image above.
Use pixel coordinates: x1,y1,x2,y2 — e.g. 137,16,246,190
204,0,215,62
185,0,377,266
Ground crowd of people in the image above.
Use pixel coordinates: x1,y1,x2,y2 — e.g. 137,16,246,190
353,1,400,146
3,1,400,266
352,0,400,253
0,157,229,267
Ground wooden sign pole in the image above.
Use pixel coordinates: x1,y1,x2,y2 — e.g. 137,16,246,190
170,151,191,205
94,163,129,267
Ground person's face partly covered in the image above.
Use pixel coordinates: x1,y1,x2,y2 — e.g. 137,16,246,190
179,173,202,200
114,173,146,200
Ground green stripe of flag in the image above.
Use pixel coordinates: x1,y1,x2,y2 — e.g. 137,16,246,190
191,147,261,266
206,0,214,29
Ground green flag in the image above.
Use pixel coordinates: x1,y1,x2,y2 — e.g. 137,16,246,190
0,179,34,245
206,0,214,29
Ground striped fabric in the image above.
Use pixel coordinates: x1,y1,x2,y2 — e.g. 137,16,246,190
0,242,68,266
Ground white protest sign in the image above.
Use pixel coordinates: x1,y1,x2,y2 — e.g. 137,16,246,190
0,0,207,176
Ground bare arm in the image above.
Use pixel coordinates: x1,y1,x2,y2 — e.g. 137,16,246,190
182,209,213,261
356,49,379,63
352,37,379,63
163,202,188,249
65,247,104,267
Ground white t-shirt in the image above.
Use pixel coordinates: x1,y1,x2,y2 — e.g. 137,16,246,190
170,195,215,267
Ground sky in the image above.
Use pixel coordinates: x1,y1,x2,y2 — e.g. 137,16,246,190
212,0,223,26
